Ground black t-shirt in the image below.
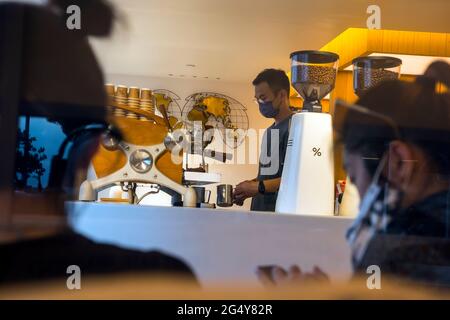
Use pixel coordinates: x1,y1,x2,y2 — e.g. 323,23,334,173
0,230,197,285
251,114,292,212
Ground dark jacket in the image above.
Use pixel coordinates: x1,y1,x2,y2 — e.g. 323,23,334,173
355,191,450,288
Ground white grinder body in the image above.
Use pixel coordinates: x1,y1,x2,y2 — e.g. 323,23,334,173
276,112,335,216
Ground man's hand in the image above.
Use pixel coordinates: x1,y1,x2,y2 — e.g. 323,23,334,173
256,265,330,288
233,180,259,205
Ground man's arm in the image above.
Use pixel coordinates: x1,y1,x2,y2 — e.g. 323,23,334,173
233,177,282,205
261,177,281,193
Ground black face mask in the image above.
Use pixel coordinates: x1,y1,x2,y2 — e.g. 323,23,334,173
258,93,281,118
258,100,280,118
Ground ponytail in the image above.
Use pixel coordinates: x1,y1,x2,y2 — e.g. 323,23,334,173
415,60,450,94
422,60,450,88
414,60,450,176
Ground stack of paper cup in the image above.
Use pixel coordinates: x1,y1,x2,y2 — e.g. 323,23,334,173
105,84,116,116
139,88,155,121
105,83,115,97
126,86,140,119
114,85,128,117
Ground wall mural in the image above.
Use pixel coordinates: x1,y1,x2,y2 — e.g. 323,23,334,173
182,92,249,149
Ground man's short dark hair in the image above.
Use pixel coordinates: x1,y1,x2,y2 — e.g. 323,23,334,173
252,69,290,96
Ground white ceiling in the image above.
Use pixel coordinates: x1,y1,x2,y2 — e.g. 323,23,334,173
90,0,450,83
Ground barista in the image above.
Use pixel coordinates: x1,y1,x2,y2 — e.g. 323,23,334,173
233,69,294,212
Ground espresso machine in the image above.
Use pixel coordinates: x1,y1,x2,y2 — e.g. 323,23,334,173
275,51,338,216
78,87,223,207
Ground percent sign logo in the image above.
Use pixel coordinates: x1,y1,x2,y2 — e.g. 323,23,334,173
312,147,322,157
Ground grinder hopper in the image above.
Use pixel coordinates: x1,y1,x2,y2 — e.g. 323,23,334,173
290,50,339,112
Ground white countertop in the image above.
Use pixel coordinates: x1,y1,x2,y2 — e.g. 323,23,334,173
67,201,354,287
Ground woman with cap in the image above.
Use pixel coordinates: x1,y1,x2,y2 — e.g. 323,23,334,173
257,61,450,289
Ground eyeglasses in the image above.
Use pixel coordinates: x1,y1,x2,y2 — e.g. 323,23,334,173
254,97,274,105
14,115,121,192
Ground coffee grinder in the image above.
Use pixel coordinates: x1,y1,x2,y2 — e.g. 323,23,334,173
352,56,402,97
276,51,339,216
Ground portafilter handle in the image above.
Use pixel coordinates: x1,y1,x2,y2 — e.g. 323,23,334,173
157,103,173,132
203,150,233,163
